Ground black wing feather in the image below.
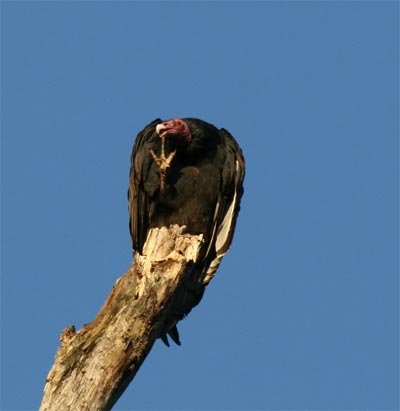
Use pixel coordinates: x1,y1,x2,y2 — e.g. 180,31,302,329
200,127,245,286
128,118,161,253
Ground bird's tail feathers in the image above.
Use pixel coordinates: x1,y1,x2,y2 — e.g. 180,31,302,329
160,325,181,347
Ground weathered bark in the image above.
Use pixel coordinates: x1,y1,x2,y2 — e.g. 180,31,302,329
39,225,203,411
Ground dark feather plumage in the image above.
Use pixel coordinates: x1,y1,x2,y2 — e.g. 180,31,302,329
128,118,245,345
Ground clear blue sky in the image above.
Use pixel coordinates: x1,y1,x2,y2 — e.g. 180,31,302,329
1,2,398,410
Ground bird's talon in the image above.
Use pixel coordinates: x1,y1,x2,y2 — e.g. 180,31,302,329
148,136,176,192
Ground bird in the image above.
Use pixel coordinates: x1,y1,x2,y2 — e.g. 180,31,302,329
128,118,245,346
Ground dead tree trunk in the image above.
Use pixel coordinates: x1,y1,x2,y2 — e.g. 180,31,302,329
39,225,203,411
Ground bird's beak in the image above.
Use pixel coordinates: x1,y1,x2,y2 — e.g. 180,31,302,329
156,123,167,137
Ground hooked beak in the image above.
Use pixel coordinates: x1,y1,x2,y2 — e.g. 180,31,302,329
156,123,167,137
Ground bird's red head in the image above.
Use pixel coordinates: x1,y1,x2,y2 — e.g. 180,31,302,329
156,119,192,145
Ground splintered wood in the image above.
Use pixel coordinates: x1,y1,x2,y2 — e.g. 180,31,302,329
39,225,203,411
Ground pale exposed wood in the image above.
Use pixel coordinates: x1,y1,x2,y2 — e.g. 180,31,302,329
39,225,203,411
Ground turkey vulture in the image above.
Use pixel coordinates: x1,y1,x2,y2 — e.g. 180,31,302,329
128,118,245,346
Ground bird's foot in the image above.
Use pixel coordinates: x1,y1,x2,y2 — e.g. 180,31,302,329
149,135,176,192
179,225,188,235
